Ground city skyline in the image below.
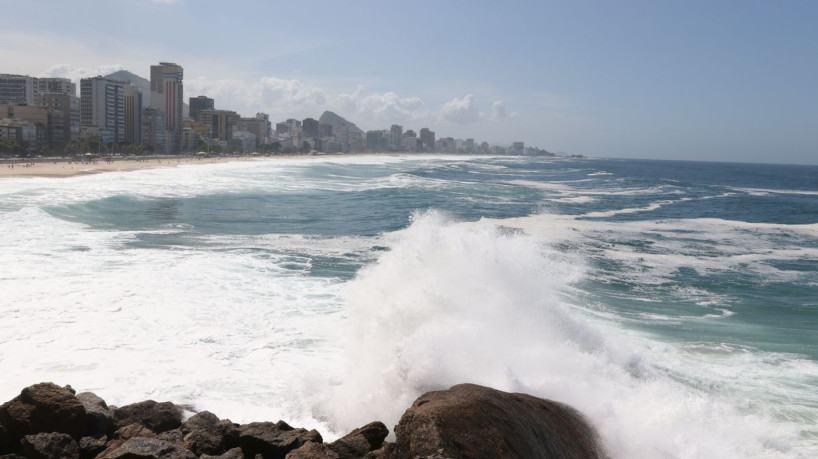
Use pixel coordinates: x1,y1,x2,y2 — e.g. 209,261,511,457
1,1,816,164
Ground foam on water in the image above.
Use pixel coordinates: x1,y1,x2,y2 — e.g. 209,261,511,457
311,211,817,458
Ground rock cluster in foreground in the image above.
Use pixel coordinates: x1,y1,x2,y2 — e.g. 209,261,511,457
0,382,607,459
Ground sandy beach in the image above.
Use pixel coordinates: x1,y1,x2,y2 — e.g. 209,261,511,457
0,155,288,179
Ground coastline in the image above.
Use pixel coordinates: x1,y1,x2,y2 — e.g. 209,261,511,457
0,155,294,179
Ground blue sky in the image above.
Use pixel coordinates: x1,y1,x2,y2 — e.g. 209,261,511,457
2,0,816,164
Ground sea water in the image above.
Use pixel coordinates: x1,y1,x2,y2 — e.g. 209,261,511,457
0,156,816,458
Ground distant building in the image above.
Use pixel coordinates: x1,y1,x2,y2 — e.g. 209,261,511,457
402,130,417,152
419,128,435,152
36,78,76,96
390,124,403,150
0,74,37,105
124,85,142,145
318,123,333,138
189,95,214,121
150,62,184,153
80,76,127,145
237,113,272,148
0,104,49,151
35,92,80,145
302,117,319,138
198,109,238,141
141,107,165,153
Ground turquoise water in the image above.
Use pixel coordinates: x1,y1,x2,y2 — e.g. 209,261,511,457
0,156,816,457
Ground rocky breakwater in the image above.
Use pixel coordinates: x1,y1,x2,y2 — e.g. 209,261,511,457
0,382,607,459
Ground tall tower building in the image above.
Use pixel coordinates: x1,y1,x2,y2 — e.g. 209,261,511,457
150,62,184,153
419,128,435,152
390,124,403,150
124,85,143,145
80,76,127,145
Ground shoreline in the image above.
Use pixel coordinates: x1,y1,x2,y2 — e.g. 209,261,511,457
0,152,483,179
0,155,304,179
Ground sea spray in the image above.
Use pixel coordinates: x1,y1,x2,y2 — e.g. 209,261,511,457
314,210,807,458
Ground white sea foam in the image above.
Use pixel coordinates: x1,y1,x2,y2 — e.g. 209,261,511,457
307,211,815,457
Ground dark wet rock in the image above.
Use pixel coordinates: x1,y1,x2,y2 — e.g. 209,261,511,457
113,423,157,440
364,442,395,458
238,422,322,459
0,383,86,440
200,447,244,459
0,453,27,458
180,411,239,455
112,400,182,433
327,422,388,457
389,383,607,459
76,392,115,439
0,423,12,453
20,432,79,459
157,428,185,444
78,436,107,459
181,411,220,434
285,441,339,459
95,437,196,459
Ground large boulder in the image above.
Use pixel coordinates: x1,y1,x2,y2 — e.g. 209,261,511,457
20,432,80,459
238,421,322,459
389,384,607,459
180,411,239,456
112,400,182,433
95,437,196,459
76,392,114,439
286,422,389,459
0,383,87,440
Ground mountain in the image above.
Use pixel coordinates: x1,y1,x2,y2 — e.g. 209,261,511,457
318,111,365,136
105,70,150,107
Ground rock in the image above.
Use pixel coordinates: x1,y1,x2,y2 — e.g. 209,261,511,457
157,428,185,444
389,383,607,459
364,442,394,458
0,423,12,453
76,392,115,438
112,400,182,433
327,422,389,457
20,432,80,459
180,412,239,456
0,383,87,440
285,441,339,459
113,423,157,440
181,411,220,434
78,436,107,459
95,437,196,459
200,447,244,459
238,422,323,459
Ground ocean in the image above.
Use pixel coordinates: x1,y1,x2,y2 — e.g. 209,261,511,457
0,155,816,458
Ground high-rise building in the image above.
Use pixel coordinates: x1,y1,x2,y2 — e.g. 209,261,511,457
150,62,184,153
80,76,127,145
390,124,403,150
36,78,76,96
198,109,238,141
141,107,165,153
35,92,80,144
0,74,37,105
237,113,272,147
124,85,143,145
302,117,319,138
189,95,214,122
419,128,435,152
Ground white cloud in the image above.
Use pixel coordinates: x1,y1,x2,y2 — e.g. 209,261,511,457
337,87,427,126
41,64,128,81
185,76,327,118
438,94,482,124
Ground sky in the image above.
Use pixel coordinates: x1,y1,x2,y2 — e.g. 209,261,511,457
1,0,816,164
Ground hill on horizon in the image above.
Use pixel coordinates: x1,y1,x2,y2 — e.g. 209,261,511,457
319,111,365,136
